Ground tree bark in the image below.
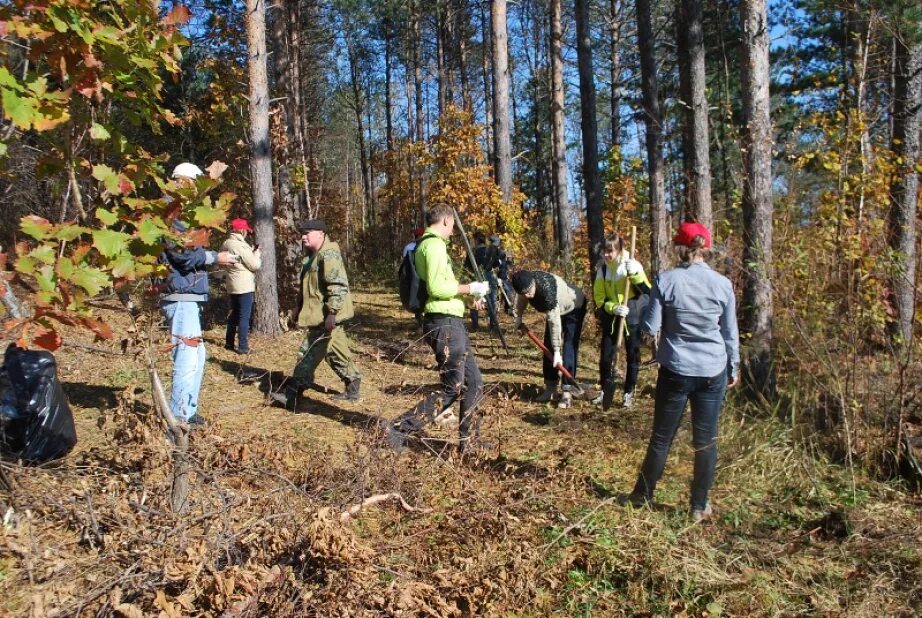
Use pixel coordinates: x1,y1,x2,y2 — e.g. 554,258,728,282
454,0,471,110
888,12,921,348
480,0,494,162
384,16,394,151
436,0,449,114
550,0,571,260
346,38,373,226
528,0,546,222
677,0,712,229
610,0,622,150
247,0,281,335
740,0,775,396
575,0,604,267
491,0,513,202
635,0,668,272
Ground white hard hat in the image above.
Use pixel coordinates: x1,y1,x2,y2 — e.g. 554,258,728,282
172,162,204,179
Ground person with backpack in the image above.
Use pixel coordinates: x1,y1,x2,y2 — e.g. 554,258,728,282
160,163,238,426
400,227,426,329
591,234,651,409
470,232,499,332
389,204,489,452
511,270,588,409
492,235,515,314
620,222,740,522
270,219,362,409
221,218,262,354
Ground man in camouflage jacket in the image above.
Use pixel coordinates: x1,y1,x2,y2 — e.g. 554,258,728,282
270,219,362,409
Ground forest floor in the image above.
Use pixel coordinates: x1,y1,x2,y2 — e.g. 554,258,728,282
1,286,921,617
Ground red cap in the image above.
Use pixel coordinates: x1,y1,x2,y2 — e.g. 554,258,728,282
231,218,253,232
673,222,711,248
414,227,425,238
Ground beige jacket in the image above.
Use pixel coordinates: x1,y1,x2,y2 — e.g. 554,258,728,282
296,237,354,328
220,232,262,294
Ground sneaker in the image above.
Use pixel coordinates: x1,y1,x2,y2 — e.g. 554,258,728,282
557,392,572,409
590,392,604,406
622,391,635,408
236,347,251,355
434,407,458,427
691,504,713,523
535,386,556,403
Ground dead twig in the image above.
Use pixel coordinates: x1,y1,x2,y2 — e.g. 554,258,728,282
340,492,431,524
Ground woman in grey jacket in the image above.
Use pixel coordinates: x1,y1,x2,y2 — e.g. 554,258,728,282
623,222,740,522
221,218,262,354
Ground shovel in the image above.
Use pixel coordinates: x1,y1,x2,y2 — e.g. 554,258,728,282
521,325,589,398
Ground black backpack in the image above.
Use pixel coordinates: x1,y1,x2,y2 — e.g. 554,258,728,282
398,233,436,313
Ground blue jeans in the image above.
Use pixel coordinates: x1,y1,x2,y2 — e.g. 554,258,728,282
226,292,254,352
542,300,587,386
632,367,728,510
162,301,207,421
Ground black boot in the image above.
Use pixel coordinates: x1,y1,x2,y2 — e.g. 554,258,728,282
269,384,304,410
332,377,361,401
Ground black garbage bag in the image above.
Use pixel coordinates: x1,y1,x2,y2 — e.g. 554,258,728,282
0,343,77,463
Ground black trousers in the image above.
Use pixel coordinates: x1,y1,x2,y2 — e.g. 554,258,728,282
598,315,642,393
541,300,587,386
395,315,484,440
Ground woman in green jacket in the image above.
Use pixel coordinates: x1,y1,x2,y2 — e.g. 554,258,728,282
592,235,651,408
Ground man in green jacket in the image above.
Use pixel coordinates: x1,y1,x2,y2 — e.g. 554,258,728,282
270,219,362,409
389,204,490,452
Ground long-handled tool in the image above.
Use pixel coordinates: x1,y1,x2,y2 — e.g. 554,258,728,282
521,325,586,398
602,226,636,411
451,207,509,354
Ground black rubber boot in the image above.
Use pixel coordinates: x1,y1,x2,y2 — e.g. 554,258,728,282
332,377,361,401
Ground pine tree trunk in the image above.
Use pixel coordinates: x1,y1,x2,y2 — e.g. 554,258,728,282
455,0,471,110
246,0,281,335
436,0,448,114
610,0,622,150
347,40,373,228
888,14,921,349
550,0,571,260
575,0,604,266
269,0,304,312
529,0,546,221
384,17,394,151
635,0,668,272
480,0,494,162
677,0,712,229
491,0,513,202
740,0,775,396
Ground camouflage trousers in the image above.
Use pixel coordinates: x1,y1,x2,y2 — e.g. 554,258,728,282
291,324,361,387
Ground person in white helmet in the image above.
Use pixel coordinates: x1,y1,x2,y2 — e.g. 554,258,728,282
159,162,237,427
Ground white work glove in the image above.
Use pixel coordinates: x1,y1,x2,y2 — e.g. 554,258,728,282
552,351,563,368
625,258,642,276
614,304,629,318
468,281,490,297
